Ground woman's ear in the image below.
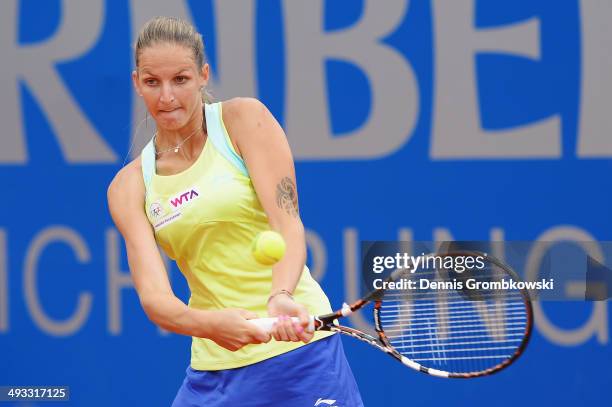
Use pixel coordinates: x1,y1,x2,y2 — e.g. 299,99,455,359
200,63,210,87
132,71,142,96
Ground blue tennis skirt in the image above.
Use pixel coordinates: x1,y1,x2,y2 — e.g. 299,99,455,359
171,334,364,407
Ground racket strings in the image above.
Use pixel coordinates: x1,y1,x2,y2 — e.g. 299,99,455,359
381,304,525,368
382,313,527,330
377,262,529,374
383,291,525,302
383,320,527,335
380,303,526,319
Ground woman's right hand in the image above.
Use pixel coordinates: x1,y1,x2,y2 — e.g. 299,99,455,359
208,308,272,351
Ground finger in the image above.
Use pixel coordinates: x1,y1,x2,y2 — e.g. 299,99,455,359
297,308,311,330
299,329,314,343
271,322,282,342
283,316,300,342
293,316,314,342
276,315,292,342
276,315,289,342
291,319,308,342
293,320,309,342
255,331,272,344
227,343,241,352
271,316,285,341
250,325,271,343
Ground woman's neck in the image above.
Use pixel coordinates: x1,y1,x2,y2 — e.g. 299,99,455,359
155,111,206,156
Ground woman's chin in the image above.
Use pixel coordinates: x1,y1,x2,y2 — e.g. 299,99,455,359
155,111,185,129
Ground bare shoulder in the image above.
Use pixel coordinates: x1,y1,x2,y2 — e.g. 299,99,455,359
221,98,280,150
222,98,272,135
222,97,267,125
107,157,145,218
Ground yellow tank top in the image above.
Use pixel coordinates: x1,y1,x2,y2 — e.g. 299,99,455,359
141,102,334,370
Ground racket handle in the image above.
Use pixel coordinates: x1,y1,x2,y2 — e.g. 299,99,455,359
249,316,315,333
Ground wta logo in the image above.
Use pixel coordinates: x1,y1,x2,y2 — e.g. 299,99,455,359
169,188,200,209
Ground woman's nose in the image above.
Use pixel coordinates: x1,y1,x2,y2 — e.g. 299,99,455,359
159,83,175,104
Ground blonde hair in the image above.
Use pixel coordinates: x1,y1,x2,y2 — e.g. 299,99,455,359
135,16,212,103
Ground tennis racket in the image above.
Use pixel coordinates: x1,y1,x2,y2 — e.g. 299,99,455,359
250,251,533,378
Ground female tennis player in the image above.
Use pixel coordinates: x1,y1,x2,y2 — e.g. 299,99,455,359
107,17,363,406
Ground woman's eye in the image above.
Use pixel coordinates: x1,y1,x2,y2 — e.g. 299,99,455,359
176,76,187,84
144,79,157,86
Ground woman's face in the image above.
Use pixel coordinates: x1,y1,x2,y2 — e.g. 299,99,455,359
133,43,209,131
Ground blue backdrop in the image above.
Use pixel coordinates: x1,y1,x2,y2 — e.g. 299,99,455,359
1,0,610,405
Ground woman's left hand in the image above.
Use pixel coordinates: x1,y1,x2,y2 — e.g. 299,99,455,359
267,293,314,343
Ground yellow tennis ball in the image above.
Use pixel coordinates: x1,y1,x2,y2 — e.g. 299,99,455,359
252,231,286,265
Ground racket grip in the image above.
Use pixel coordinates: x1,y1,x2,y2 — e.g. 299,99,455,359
249,316,315,333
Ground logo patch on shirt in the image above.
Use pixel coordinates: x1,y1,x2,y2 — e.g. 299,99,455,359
149,202,164,219
169,187,200,209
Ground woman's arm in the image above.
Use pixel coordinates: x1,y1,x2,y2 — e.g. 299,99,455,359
223,97,315,343
107,160,270,350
